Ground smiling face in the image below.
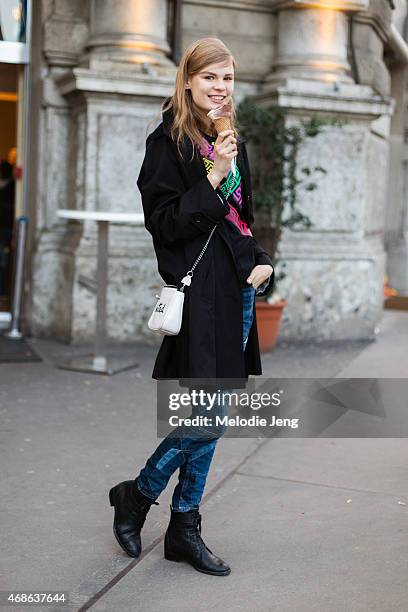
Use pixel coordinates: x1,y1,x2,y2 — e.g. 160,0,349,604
185,58,235,133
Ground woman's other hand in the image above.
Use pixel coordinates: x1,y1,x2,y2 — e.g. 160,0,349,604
246,265,273,290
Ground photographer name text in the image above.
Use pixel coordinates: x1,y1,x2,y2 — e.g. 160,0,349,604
168,414,299,429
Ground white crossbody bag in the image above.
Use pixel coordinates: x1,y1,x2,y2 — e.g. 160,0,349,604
147,222,218,336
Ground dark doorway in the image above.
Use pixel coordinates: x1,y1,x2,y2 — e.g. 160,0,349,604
0,62,17,311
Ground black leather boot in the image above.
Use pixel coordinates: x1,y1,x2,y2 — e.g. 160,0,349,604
109,480,159,558
164,508,231,576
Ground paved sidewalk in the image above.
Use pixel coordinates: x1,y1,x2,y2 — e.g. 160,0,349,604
1,310,407,611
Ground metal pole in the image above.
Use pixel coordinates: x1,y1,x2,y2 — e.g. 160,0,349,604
93,220,108,370
6,216,28,339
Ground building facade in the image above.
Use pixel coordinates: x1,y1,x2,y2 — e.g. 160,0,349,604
1,0,407,344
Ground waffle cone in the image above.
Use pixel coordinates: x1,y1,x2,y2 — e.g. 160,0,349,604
213,116,232,134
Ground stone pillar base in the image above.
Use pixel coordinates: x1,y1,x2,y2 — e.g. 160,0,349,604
41,69,177,344
253,78,393,340
277,235,386,341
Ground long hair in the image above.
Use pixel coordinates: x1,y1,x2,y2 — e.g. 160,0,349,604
162,37,239,162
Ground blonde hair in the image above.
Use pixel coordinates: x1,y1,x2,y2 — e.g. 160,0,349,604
162,37,239,162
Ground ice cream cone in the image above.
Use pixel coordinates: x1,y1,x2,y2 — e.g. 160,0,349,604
206,96,237,178
207,95,233,135
213,116,232,134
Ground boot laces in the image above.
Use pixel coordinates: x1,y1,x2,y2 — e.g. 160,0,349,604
193,513,213,554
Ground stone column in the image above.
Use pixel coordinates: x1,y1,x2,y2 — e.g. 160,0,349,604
82,0,174,71
265,5,354,86
385,42,408,294
254,0,394,341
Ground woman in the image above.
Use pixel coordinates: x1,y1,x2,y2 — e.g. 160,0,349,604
109,38,274,577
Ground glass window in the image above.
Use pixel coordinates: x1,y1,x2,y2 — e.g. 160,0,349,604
0,0,27,44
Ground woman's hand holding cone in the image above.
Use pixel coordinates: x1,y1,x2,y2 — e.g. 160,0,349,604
209,129,237,182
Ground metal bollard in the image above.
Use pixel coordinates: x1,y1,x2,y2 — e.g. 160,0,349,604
6,216,28,339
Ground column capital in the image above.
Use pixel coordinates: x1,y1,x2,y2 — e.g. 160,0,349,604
55,67,176,103
255,78,394,120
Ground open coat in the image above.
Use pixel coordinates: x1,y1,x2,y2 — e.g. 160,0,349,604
137,105,275,385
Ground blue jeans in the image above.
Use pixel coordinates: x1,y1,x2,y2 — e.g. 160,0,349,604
135,286,256,511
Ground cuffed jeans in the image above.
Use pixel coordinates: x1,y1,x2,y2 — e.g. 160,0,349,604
135,286,256,512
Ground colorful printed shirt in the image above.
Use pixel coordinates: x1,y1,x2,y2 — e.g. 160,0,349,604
198,132,267,291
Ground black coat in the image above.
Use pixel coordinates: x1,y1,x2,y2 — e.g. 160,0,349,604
137,106,275,385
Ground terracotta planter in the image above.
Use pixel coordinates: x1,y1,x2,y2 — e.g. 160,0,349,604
255,300,287,352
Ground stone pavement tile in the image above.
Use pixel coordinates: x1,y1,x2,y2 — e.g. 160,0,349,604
337,311,408,378
236,438,408,502
261,337,371,379
89,439,407,612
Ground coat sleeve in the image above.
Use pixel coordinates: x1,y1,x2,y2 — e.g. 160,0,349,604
253,243,275,297
137,135,229,246
240,142,275,297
